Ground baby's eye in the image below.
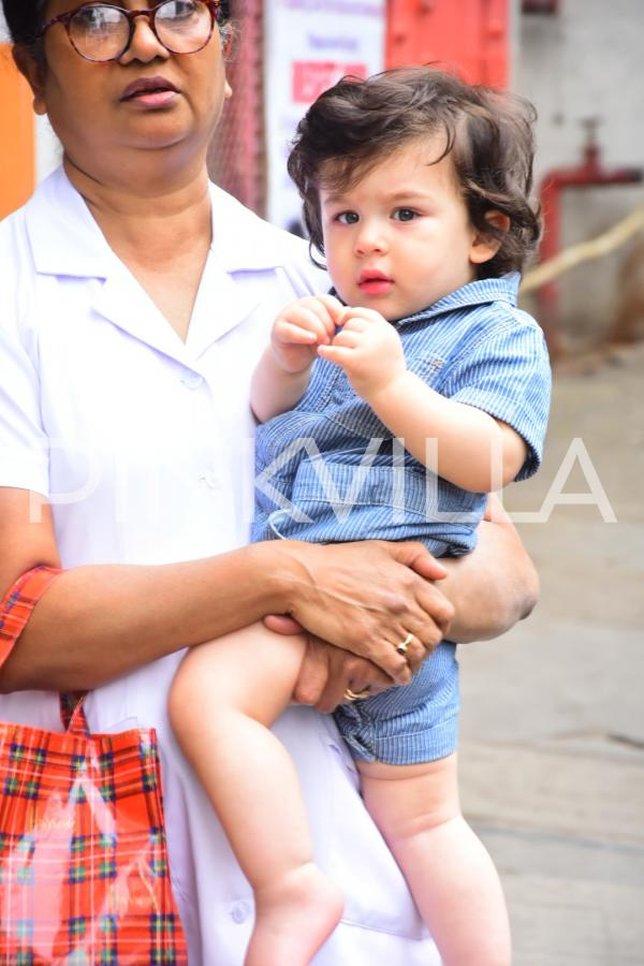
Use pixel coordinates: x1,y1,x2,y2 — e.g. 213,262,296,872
336,211,360,225
393,208,418,222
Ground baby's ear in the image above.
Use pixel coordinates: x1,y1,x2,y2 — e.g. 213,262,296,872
469,210,511,265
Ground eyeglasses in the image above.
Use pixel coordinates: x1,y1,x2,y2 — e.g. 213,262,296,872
40,1,224,63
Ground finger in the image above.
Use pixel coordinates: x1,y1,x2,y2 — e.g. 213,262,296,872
263,614,304,635
313,651,364,713
364,602,449,676
281,307,334,344
338,314,369,333
381,635,418,675
342,307,389,327
385,540,449,583
317,344,356,367
298,296,343,339
316,652,389,713
331,326,364,348
317,673,373,713
384,630,428,675
275,320,318,345
308,301,341,341
347,665,392,698
292,640,328,706
388,598,452,661
315,293,347,327
316,678,350,713
419,586,454,638
357,640,413,685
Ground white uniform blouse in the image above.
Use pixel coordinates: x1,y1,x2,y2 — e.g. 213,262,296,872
0,168,439,964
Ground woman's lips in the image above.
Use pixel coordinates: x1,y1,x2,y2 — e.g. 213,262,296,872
120,77,178,107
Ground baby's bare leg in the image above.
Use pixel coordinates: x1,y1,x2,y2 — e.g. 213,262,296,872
359,753,511,966
169,624,343,966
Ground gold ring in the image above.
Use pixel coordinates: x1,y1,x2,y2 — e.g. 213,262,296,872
395,632,414,656
344,687,371,702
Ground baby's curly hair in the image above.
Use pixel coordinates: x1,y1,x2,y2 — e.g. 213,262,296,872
287,65,541,278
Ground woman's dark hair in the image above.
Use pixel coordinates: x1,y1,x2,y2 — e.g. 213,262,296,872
2,1,46,48
2,1,231,55
287,65,541,278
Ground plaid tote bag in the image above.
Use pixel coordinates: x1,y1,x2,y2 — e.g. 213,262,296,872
0,567,188,964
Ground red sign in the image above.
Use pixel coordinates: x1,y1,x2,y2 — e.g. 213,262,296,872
292,61,368,104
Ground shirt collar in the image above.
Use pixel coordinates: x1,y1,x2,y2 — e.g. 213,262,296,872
25,167,113,277
400,274,521,326
25,165,295,278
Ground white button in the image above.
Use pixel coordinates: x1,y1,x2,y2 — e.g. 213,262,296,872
180,371,203,390
230,901,250,924
199,471,220,490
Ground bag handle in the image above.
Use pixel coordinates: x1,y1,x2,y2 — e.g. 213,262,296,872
0,566,90,736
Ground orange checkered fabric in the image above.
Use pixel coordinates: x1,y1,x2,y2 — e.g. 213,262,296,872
0,567,188,964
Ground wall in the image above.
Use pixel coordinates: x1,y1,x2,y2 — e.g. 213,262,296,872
386,0,510,86
516,0,644,347
0,43,34,218
0,12,60,219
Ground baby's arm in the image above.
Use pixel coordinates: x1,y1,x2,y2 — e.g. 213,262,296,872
319,307,527,492
251,294,345,423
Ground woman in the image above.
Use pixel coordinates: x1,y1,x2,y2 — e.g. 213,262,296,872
0,1,538,962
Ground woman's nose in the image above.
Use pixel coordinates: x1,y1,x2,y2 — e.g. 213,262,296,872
119,17,170,64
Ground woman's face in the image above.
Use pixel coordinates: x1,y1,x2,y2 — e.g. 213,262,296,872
19,1,231,169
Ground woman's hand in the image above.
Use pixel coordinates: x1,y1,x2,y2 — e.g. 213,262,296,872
262,538,454,686
291,637,399,713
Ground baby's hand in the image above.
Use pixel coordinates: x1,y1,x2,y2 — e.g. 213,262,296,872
271,294,345,374
317,307,406,399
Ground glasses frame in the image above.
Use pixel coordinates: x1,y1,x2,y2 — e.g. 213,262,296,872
39,0,224,63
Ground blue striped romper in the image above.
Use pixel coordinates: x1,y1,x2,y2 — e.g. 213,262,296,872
252,274,551,765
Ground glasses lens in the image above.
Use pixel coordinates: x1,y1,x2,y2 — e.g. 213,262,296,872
69,5,129,62
155,0,214,54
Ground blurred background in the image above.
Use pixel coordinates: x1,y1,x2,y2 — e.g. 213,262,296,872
1,1,643,962
4,0,642,356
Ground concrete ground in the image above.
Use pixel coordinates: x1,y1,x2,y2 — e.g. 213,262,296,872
459,342,644,966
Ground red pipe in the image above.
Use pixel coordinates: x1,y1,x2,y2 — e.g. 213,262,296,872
537,121,642,357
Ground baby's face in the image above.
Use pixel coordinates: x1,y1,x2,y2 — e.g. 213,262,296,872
319,136,495,321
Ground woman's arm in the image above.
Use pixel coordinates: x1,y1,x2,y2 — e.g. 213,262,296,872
439,494,539,643
0,487,453,693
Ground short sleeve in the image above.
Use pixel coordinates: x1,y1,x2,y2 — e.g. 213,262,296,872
0,320,50,496
441,317,551,481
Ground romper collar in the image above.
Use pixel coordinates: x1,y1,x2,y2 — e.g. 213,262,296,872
399,275,521,327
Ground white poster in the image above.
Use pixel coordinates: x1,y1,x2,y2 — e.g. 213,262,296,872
264,0,386,230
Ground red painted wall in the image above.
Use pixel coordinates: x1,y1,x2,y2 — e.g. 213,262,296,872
386,0,509,87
